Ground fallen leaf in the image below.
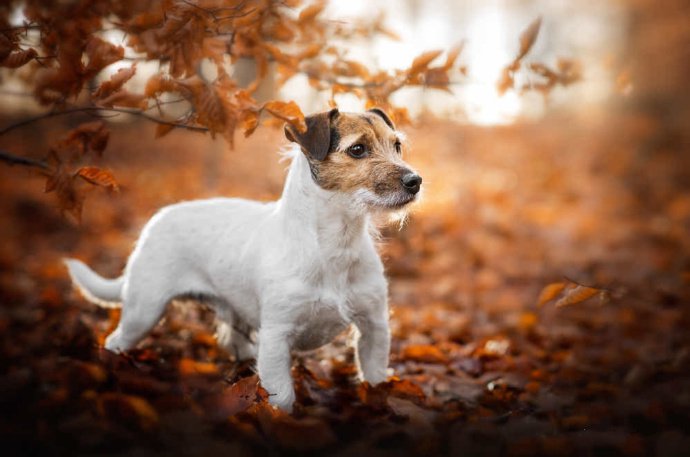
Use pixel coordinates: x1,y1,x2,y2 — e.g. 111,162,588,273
402,344,448,363
555,284,600,307
537,282,566,307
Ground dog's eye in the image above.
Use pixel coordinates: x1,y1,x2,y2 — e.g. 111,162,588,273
347,144,368,158
394,140,402,154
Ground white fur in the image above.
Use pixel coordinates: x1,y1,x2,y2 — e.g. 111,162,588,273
64,147,409,412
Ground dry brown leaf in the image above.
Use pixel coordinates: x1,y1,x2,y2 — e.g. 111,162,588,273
96,393,159,430
408,49,443,76
63,121,110,156
401,344,448,364
155,123,176,139
196,85,227,136
0,48,38,68
443,43,464,70
537,282,567,307
555,285,600,308
84,37,124,75
298,2,325,23
387,378,426,404
74,167,119,192
93,65,137,98
496,67,514,95
207,375,260,419
517,17,542,61
263,100,306,133
241,111,260,137
179,358,220,376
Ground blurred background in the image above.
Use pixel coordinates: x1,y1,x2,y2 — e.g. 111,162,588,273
1,0,689,455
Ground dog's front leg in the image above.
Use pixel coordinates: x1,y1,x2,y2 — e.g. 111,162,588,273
354,311,390,385
257,324,295,412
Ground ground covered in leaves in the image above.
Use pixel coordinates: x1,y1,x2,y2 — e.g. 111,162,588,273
1,107,689,456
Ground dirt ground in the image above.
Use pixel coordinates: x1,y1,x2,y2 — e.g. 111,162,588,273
1,102,689,456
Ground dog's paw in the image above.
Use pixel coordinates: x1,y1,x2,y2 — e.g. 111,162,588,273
266,387,295,413
362,368,388,385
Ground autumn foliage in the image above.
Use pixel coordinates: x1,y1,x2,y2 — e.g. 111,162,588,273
2,0,690,456
0,0,580,219
0,0,478,218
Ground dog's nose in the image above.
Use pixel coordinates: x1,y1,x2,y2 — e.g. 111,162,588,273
401,173,422,194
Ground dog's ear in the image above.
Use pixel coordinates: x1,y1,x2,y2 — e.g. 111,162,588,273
368,108,395,130
284,108,339,161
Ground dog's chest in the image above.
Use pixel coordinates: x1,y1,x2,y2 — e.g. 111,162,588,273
291,254,360,351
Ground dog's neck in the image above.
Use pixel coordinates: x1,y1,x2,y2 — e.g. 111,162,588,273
277,149,370,251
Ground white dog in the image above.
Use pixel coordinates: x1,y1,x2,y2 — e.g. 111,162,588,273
65,108,422,412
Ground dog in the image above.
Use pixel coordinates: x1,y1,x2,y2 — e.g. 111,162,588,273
65,108,422,412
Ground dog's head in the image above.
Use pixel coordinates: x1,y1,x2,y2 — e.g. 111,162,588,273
284,108,422,210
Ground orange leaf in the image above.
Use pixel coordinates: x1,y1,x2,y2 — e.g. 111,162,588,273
93,65,137,98
408,50,443,76
263,100,306,133
241,111,260,137
155,123,175,139
178,358,219,376
97,393,159,430
443,43,464,70
74,166,119,192
387,378,426,403
84,37,124,75
537,282,566,307
555,285,600,308
401,344,448,364
207,375,260,419
517,17,542,61
496,67,515,95
298,2,325,23
196,85,227,136
0,48,37,68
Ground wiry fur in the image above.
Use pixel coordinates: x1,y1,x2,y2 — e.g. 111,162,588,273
65,110,421,412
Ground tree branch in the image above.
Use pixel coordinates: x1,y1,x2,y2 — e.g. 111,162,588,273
0,149,49,170
0,106,209,137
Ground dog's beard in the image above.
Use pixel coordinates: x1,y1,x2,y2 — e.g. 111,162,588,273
352,188,417,211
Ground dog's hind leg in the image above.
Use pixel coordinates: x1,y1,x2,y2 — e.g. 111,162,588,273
104,277,170,352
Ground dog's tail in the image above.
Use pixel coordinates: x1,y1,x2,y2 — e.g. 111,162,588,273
64,258,124,308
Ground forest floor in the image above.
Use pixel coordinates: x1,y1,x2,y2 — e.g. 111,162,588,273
1,105,689,456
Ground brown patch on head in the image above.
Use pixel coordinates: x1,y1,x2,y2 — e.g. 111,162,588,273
284,108,339,161
305,110,420,208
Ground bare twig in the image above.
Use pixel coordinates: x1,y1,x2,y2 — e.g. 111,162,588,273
0,149,49,170
0,106,209,137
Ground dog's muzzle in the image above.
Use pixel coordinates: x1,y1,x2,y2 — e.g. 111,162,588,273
401,172,422,195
